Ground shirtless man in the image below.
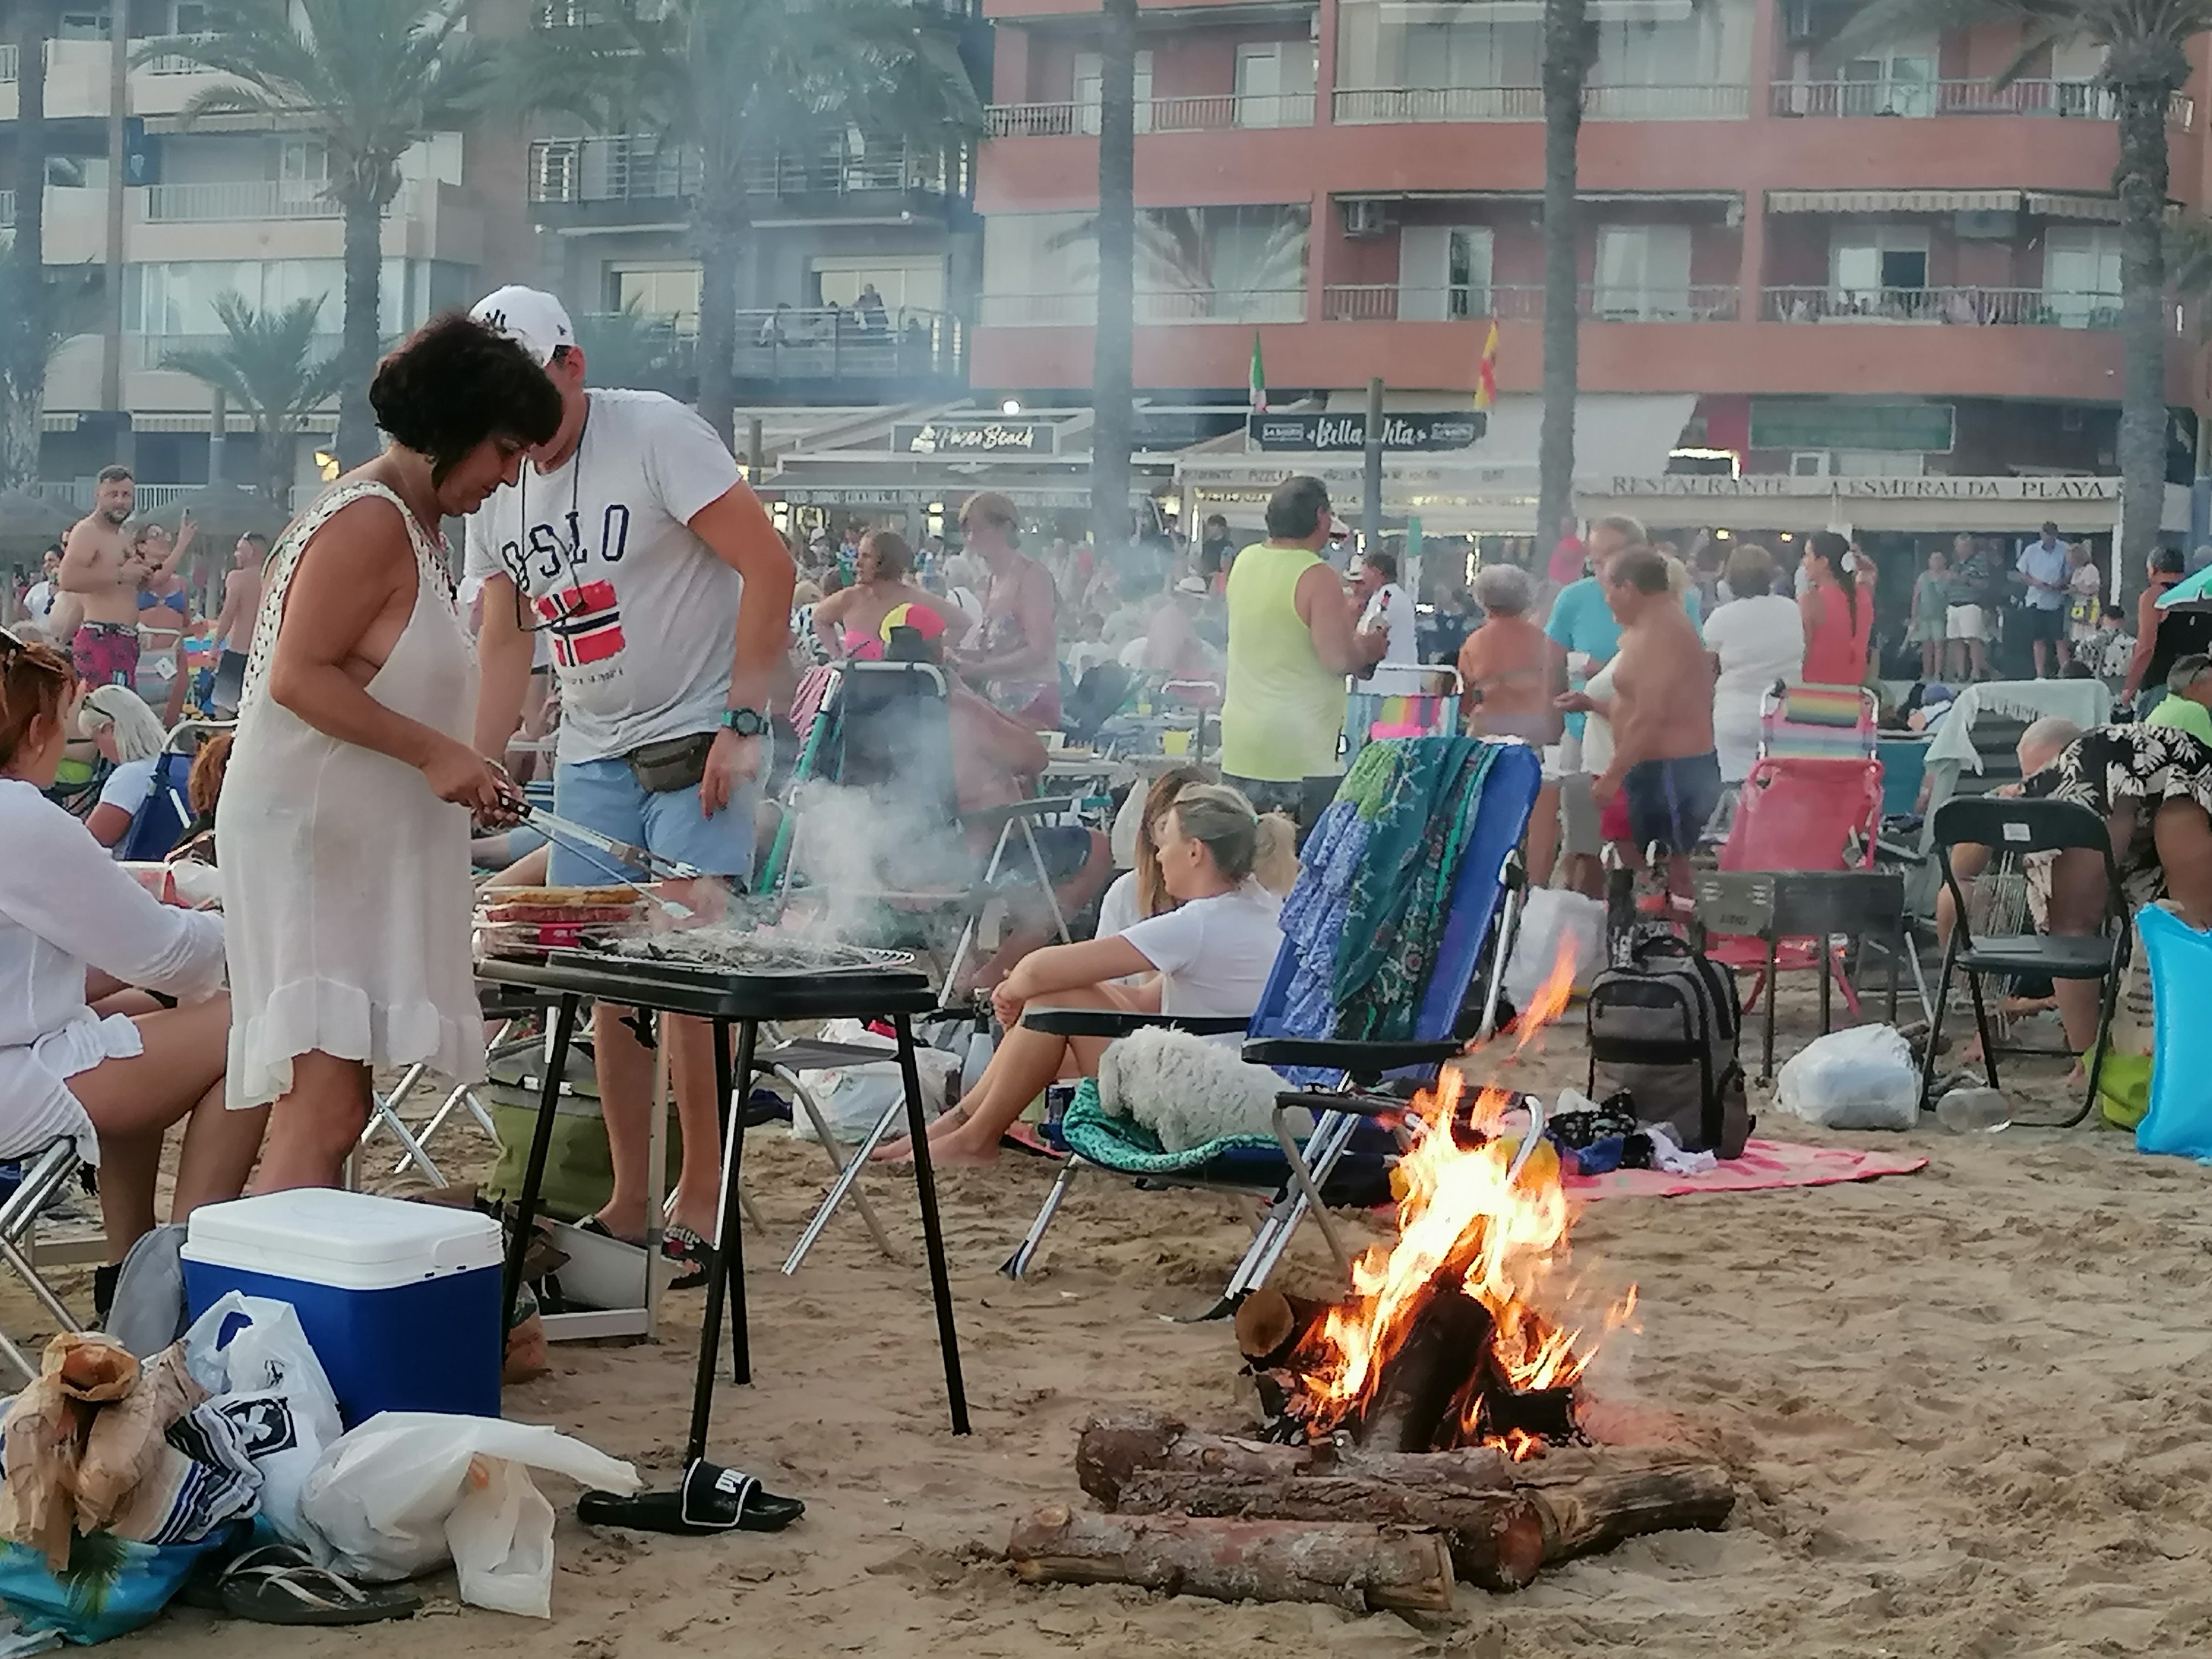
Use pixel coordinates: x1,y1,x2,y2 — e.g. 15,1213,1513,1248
1589,545,1719,899
207,530,270,716
57,466,164,688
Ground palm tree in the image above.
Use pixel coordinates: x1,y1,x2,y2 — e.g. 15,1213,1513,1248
160,293,346,503
1536,0,1594,553
0,0,59,491
1091,0,1138,561
1850,0,2212,587
573,300,695,399
512,0,984,447
153,1,493,468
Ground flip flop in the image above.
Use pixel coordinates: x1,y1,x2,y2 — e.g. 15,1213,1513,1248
660,1224,713,1291
578,1458,804,1536
215,1545,420,1626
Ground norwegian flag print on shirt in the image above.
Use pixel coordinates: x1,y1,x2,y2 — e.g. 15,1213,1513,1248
533,579,625,667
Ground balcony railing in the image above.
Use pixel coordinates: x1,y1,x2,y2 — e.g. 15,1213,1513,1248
978,289,1308,326
139,34,220,74
1770,77,2194,129
733,306,966,378
135,333,347,372
984,92,1316,137
1333,83,1750,123
529,134,959,204
1762,285,2122,327
1321,283,1740,322
142,179,421,222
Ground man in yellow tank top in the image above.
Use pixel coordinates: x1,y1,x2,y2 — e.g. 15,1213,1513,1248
1219,476,1386,817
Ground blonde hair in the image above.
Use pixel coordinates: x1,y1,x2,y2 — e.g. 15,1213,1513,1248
77,684,167,763
1662,552,1693,598
1251,812,1298,896
1134,763,1216,918
1168,783,1263,882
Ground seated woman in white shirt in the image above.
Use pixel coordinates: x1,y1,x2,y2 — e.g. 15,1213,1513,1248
879,784,1289,1168
0,633,266,1285
1097,764,1218,943
77,684,170,850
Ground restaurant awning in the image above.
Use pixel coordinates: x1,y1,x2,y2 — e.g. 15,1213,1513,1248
1766,189,2024,214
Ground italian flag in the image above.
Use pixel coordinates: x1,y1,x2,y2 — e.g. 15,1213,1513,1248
1248,331,1267,415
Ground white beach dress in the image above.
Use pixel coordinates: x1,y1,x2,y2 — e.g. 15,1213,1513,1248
216,481,484,1109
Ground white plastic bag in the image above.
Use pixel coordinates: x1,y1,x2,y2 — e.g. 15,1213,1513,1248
786,1019,958,1144
299,1412,640,1619
1504,889,1606,1008
1775,1024,1921,1131
179,1292,343,1551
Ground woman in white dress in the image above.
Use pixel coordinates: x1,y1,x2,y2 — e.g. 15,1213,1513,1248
0,629,262,1282
218,315,561,1190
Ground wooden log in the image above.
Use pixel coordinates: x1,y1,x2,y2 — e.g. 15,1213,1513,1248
1503,1453,1737,1563
1115,1469,1545,1591
1006,1505,1456,1614
1232,1286,1330,1369
1359,1287,1502,1453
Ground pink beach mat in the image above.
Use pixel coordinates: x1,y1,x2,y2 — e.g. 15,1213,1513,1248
1563,1137,1927,1199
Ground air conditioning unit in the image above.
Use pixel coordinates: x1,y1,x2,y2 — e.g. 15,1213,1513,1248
1342,199,1390,240
1790,450,1832,477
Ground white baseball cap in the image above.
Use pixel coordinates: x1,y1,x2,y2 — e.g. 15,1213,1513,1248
469,285,575,366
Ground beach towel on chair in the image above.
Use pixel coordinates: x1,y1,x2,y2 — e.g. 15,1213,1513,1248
1060,1082,1277,1172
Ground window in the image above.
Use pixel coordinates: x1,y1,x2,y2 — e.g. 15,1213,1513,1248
1594,223,1692,319
1830,224,1930,313
1839,51,1935,116
1235,41,1317,128
1074,50,1154,135
1140,204,1309,321
56,11,110,40
168,1,211,33
811,256,946,314
612,266,702,330
2044,227,2121,326
279,139,328,207
130,258,444,338
1398,226,1493,320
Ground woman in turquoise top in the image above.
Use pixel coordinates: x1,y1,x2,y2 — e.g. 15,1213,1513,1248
1908,549,1949,683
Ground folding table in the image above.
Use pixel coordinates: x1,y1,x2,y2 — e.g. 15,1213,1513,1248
478,950,970,1449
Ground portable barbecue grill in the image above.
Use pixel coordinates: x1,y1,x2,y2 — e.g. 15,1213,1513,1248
478,935,966,1527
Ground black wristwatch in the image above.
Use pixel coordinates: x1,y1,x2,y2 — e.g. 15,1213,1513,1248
721,707,769,738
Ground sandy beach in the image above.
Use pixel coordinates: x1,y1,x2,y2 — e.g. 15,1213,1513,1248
31,1014,2212,1659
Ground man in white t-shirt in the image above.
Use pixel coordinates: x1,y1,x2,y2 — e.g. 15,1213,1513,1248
467,286,796,1282
1353,550,1425,696
20,546,61,633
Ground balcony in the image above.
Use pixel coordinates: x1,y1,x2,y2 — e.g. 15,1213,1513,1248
978,289,1307,325
132,334,346,372
137,33,221,74
1332,84,1750,123
528,134,964,213
1761,285,2121,328
985,92,1316,137
1769,77,2194,130
141,180,423,222
734,307,967,384
1322,284,1740,322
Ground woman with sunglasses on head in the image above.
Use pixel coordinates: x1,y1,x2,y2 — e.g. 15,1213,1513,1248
218,314,557,1193
949,491,1061,729
0,630,267,1301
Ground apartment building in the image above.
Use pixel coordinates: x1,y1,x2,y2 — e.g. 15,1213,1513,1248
0,0,533,502
520,0,990,407
970,0,2209,539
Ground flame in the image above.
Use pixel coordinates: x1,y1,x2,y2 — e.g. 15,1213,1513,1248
1288,946,1633,1458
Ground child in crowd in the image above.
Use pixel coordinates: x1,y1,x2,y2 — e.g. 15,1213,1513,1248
1908,549,1949,684
2064,542,2103,672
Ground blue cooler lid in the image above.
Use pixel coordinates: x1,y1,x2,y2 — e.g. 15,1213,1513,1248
182,1190,502,1292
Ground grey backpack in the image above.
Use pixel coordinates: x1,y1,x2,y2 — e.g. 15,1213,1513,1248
1586,936,1751,1159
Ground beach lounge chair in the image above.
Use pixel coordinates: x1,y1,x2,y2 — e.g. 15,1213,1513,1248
0,1140,95,1382
998,736,1543,1314
1757,682,1879,764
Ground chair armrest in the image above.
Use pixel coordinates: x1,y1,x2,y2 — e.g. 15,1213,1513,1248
1240,1036,1463,1083
1272,1088,1410,1122
960,796,1081,833
1021,1008,1249,1039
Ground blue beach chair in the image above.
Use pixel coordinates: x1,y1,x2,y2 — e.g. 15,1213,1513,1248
999,737,1543,1314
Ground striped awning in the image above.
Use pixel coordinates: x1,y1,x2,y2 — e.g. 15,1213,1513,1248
1766,189,2023,213
2024,191,2124,222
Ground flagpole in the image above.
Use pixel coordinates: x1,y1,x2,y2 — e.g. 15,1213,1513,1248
1363,375,1384,565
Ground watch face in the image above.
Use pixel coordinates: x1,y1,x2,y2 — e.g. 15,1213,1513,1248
727,709,767,737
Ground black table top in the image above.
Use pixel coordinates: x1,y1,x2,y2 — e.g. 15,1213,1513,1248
478,948,938,1020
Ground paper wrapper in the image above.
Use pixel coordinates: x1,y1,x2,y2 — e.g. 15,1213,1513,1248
0,1336,136,1569
76,1345,207,1535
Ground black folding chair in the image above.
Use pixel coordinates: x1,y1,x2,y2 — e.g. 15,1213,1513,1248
1919,797,2128,1127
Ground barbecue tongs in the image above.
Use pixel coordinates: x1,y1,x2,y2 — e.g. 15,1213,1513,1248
520,804,708,883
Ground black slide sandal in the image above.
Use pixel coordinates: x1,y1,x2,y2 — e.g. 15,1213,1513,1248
578,1459,804,1535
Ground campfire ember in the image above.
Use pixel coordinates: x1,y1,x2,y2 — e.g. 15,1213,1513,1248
1260,948,1634,1459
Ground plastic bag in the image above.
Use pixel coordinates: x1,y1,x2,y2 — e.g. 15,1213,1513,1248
2132,905,2212,1159
1504,889,1606,1009
179,1293,342,1553
299,1413,640,1619
787,1019,958,1144
1775,1024,1921,1131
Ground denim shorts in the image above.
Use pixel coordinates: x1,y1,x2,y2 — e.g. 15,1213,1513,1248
546,752,760,887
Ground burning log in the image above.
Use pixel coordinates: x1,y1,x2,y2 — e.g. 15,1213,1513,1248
1232,1287,1329,1371
1360,1286,1506,1454
1006,1506,1456,1614
1114,1469,1545,1591
1073,1413,1735,1569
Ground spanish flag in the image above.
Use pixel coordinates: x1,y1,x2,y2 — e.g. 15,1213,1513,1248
1474,319,1499,411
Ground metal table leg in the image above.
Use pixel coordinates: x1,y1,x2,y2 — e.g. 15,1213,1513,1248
688,1019,759,1461
893,1013,969,1434
500,992,581,1338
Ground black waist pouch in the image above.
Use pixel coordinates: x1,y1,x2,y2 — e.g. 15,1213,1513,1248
626,732,714,794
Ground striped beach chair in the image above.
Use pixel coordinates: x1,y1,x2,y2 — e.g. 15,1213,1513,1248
1758,682,1880,763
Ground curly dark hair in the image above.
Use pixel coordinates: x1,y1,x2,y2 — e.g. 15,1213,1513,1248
369,313,564,483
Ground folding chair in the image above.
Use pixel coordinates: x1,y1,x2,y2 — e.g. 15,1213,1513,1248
1758,682,1879,763
0,1140,92,1384
999,737,1543,1313
1918,797,2127,1128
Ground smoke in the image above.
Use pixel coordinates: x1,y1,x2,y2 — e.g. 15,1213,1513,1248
779,779,977,947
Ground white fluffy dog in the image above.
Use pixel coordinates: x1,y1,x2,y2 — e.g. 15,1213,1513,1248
1095,1026,1283,1152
